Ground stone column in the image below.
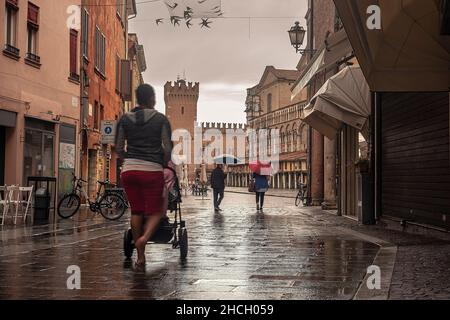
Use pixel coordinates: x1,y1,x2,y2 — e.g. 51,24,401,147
311,129,324,206
322,137,337,209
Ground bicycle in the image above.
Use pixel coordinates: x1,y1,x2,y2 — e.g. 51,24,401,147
57,175,127,221
295,183,308,207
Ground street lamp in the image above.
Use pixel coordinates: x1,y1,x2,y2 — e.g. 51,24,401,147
288,21,316,55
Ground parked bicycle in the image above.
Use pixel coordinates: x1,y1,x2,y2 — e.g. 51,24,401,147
295,183,308,207
57,175,127,220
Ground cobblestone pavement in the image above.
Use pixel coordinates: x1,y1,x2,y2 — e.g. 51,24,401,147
0,191,449,300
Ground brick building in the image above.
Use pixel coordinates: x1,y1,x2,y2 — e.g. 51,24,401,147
79,0,136,198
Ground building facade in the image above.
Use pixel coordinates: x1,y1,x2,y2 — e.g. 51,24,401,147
231,66,308,190
79,0,136,198
0,0,81,196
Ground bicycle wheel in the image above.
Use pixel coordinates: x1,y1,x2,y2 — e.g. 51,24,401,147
99,193,127,221
295,192,302,207
57,194,81,219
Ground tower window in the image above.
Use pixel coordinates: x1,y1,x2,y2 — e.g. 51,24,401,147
181,107,185,115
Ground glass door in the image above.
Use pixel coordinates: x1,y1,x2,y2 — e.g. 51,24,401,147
23,129,55,185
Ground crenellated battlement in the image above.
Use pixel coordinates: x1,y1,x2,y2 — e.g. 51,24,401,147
164,80,200,95
195,122,247,131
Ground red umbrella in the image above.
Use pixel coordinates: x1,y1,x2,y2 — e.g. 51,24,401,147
249,161,273,176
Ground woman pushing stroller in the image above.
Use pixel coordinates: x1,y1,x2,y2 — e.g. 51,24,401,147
115,84,173,270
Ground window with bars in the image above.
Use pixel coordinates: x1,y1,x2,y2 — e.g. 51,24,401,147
95,26,106,76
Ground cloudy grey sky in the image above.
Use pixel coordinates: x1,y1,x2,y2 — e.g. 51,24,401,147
129,0,308,123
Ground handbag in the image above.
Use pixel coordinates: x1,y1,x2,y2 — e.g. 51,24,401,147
248,180,256,193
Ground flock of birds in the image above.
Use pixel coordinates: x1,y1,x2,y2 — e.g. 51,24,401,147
156,0,223,29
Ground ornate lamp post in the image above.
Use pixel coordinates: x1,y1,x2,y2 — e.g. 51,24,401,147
288,21,316,55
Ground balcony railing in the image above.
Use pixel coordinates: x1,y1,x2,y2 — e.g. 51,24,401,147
3,44,20,58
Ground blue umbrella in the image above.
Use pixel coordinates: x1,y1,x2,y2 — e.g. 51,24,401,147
213,154,243,165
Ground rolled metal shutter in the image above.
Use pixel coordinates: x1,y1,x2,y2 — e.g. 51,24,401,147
381,92,450,228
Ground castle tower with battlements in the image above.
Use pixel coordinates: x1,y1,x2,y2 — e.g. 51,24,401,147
164,79,199,136
165,78,247,183
164,79,200,181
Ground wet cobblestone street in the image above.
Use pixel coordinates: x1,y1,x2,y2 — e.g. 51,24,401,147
0,191,448,300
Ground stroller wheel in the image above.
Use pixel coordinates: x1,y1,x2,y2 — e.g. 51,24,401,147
124,229,134,259
179,227,188,260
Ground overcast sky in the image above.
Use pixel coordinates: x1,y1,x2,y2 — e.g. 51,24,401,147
129,0,308,123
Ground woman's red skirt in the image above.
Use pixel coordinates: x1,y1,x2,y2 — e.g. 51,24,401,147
121,170,164,216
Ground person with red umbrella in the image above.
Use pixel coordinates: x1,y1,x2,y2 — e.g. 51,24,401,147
250,161,272,212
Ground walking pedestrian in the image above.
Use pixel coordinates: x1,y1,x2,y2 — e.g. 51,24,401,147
253,172,270,212
115,84,173,270
210,164,226,212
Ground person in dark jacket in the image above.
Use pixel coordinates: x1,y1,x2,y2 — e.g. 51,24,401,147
253,172,270,212
115,84,173,270
210,164,226,212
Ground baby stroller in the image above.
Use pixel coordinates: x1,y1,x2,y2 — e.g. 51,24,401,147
123,166,188,260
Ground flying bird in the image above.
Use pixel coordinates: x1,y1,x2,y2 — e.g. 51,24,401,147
199,18,212,28
184,10,192,20
171,16,181,26
156,18,164,25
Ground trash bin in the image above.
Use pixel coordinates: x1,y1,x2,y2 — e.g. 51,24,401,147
27,176,57,225
34,187,51,221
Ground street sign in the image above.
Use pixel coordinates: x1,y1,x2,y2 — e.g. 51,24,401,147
101,120,117,145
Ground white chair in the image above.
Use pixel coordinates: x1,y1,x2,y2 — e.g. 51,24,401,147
11,186,34,225
0,186,10,226
1,186,19,225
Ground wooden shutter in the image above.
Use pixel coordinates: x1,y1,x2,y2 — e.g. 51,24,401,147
70,29,78,75
381,92,450,228
28,3,39,28
121,60,132,101
82,10,89,57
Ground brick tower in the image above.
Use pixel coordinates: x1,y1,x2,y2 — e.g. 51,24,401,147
164,79,200,181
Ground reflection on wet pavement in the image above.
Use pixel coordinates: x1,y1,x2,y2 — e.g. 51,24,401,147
0,193,379,300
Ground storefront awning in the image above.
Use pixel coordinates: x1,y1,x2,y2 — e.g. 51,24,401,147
334,0,450,92
291,28,354,100
302,66,371,140
0,109,17,127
